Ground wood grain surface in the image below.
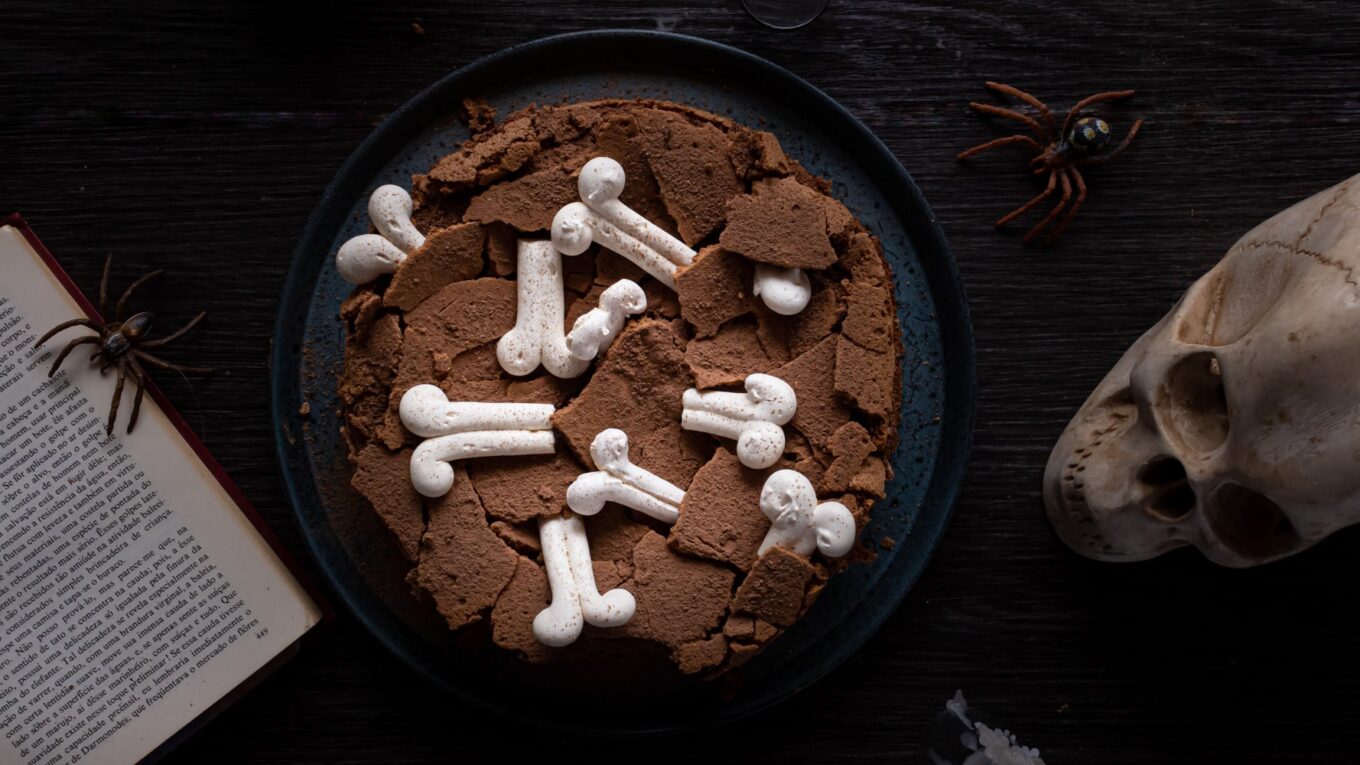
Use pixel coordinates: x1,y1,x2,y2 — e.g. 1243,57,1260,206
4,1,1360,762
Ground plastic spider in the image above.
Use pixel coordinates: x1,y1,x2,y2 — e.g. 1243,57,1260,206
36,256,213,435
957,81,1144,244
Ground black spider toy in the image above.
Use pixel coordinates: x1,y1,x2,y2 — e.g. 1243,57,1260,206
36,256,213,435
957,81,1143,244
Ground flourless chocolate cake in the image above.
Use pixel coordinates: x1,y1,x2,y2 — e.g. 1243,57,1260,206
336,98,902,676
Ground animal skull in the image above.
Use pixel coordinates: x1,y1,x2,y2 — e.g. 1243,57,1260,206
1044,173,1360,567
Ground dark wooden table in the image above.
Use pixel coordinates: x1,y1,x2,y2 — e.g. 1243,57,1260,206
6,1,1360,761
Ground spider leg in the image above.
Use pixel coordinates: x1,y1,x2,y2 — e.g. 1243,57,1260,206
99,255,113,319
126,358,147,434
113,269,163,323
1048,167,1089,241
138,311,206,349
996,169,1059,228
1080,118,1144,164
1024,169,1073,244
106,362,127,436
1061,90,1136,137
131,349,214,374
984,81,1056,136
48,335,101,377
35,319,99,348
968,102,1045,140
957,134,1041,161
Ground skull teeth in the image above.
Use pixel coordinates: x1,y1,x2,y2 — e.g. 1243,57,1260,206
1060,419,1129,544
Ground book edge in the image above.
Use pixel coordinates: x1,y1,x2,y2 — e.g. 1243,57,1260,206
136,638,308,765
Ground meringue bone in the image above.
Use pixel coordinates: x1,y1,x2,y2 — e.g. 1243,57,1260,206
551,203,682,288
398,384,557,498
368,184,426,253
335,184,425,284
410,430,555,499
565,279,647,361
551,156,696,289
680,373,797,470
565,428,685,525
578,157,695,268
496,239,591,378
532,513,636,647
399,383,554,437
336,235,406,285
753,264,812,316
757,469,857,558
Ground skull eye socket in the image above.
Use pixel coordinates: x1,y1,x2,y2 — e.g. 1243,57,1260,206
1160,352,1230,454
1206,483,1300,562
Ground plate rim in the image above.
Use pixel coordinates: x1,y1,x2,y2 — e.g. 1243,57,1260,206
270,29,976,733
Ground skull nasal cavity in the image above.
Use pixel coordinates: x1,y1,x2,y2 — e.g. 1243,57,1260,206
1138,457,1196,521
1206,484,1300,562
1161,352,1230,454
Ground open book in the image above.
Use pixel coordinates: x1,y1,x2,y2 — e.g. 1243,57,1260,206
0,216,325,765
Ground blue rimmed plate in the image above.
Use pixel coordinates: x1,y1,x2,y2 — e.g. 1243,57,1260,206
270,30,974,733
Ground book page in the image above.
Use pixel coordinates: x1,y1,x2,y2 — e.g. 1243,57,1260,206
0,225,322,765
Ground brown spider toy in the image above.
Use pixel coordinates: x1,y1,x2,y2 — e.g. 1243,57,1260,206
36,256,213,435
957,81,1143,244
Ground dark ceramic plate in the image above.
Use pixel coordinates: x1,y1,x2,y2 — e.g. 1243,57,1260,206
271,30,974,733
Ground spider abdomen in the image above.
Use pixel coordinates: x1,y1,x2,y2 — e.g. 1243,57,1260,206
121,311,155,340
1069,117,1113,154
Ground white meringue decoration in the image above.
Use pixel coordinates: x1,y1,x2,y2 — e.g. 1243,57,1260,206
496,239,591,379
334,185,425,284
398,384,556,498
565,429,686,525
550,156,696,289
757,469,857,558
752,263,812,315
564,279,647,361
533,513,636,647
680,373,797,470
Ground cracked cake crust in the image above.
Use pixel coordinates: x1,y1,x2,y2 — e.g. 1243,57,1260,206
337,98,903,677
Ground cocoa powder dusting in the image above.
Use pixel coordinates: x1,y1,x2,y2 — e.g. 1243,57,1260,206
336,99,903,678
